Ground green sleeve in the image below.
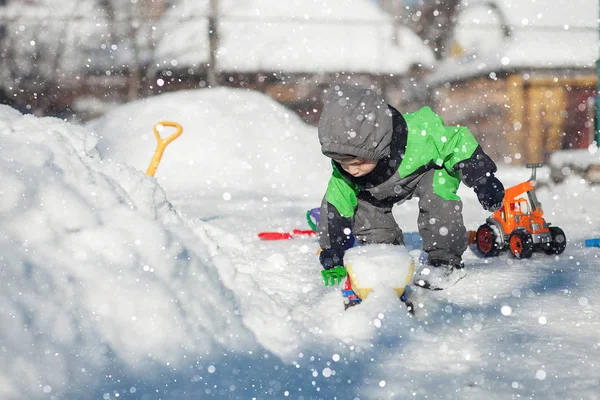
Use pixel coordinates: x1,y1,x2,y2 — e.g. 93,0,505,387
324,163,359,218
425,109,479,171
423,109,480,201
400,107,479,177
439,125,480,171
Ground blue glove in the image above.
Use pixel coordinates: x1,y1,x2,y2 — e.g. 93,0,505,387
473,174,505,212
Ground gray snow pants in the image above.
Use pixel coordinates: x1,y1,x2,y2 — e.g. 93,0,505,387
353,169,468,266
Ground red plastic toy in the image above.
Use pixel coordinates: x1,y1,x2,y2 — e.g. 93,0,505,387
258,229,316,240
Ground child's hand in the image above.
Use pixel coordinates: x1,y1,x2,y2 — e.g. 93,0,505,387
321,266,347,286
473,174,505,212
319,248,343,269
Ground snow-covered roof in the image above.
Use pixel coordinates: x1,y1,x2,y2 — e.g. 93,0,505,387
155,0,435,75
428,0,598,85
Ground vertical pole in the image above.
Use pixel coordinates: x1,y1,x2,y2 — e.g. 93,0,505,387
207,0,219,87
596,0,600,146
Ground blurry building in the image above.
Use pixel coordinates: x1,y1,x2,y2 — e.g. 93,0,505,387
149,0,436,125
0,0,435,124
427,0,597,166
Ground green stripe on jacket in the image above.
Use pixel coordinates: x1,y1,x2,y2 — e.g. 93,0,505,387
324,163,358,218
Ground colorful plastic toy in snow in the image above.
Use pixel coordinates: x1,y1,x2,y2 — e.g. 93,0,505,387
308,208,414,312
474,163,566,259
306,208,320,232
585,238,600,248
146,121,183,177
343,245,415,311
257,208,320,240
257,229,316,240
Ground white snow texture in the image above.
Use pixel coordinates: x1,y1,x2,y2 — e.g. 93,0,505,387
1,88,600,399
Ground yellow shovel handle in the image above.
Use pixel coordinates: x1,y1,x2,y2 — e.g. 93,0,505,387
145,121,183,177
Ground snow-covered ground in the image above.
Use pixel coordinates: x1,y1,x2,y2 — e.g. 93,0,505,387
2,88,599,399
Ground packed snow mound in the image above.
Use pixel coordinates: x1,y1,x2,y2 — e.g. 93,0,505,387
345,244,414,289
88,87,329,199
0,105,256,399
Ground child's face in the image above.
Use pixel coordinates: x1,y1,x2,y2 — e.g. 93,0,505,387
338,158,378,177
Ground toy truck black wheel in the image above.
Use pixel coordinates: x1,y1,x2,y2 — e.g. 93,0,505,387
509,230,534,259
476,224,501,257
542,226,567,255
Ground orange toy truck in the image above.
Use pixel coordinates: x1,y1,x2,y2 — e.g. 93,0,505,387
474,163,566,259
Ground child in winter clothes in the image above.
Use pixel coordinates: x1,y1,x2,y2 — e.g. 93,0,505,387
317,85,505,290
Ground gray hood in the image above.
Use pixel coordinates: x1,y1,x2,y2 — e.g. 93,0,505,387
318,86,393,161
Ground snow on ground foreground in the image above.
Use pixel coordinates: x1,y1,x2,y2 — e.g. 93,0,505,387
1,94,400,400
0,105,259,399
2,86,600,400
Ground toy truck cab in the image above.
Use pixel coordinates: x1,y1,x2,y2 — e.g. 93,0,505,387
475,164,566,259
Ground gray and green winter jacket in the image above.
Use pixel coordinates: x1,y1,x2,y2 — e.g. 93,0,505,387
317,88,497,258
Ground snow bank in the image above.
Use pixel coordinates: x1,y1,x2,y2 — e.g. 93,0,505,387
549,146,600,170
87,88,329,200
0,105,256,399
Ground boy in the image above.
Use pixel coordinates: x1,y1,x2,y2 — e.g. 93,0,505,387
317,85,504,290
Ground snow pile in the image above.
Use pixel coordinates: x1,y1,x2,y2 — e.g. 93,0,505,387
87,88,328,200
1,95,406,400
344,244,414,289
549,146,600,170
0,105,256,399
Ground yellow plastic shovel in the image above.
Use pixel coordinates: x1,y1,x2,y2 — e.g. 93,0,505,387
145,121,183,177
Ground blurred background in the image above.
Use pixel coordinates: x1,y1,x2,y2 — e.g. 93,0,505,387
0,0,598,179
